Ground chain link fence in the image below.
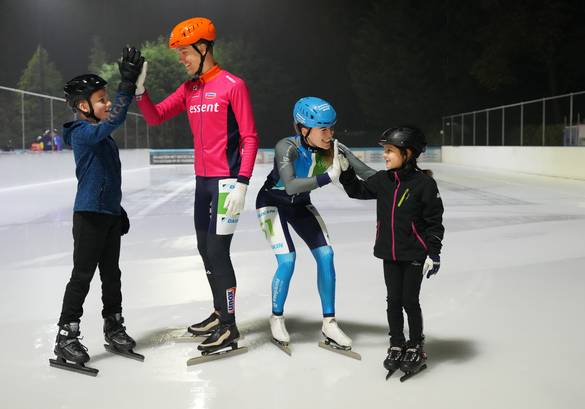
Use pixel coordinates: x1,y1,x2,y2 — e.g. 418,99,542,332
441,90,585,147
0,85,149,151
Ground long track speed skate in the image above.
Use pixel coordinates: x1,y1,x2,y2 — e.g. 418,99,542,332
103,314,145,362
187,342,249,366
103,344,145,361
270,315,291,356
272,338,292,356
318,338,361,360
179,311,220,343
50,323,99,376
318,317,361,360
49,357,99,376
186,323,248,366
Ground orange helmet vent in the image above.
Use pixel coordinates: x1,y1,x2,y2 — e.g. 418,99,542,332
169,17,216,48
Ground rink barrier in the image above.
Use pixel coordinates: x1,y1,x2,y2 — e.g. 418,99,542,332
6,146,585,187
0,149,150,189
149,147,443,165
442,146,585,180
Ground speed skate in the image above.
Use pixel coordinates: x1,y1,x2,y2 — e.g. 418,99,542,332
186,342,248,366
318,317,361,360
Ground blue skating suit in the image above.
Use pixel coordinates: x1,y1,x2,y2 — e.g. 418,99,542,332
256,135,337,317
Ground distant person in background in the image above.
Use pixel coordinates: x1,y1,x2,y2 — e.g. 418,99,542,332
52,128,63,151
42,129,53,151
31,136,44,151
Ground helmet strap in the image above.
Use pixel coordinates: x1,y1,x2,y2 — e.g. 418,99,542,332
192,42,210,81
301,127,315,148
78,100,100,123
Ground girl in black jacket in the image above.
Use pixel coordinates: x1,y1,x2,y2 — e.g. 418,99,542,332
339,126,444,379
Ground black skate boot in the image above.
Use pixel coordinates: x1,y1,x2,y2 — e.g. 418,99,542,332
49,323,98,376
103,313,144,361
187,322,248,365
198,322,240,352
187,311,220,336
383,345,405,380
399,342,427,382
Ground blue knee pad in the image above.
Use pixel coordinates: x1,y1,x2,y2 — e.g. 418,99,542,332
272,252,296,315
311,246,336,317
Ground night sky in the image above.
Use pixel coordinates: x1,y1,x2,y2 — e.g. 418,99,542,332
1,0,296,85
1,0,584,146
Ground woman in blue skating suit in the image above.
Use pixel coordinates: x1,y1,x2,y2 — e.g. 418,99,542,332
256,97,354,352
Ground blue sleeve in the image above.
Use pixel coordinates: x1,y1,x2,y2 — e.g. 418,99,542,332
75,91,133,145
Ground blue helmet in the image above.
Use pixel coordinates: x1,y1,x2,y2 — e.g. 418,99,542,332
293,97,337,129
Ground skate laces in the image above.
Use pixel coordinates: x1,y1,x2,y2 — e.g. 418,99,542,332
389,346,403,359
106,322,132,341
404,347,418,362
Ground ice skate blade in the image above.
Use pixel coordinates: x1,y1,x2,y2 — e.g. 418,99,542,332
385,369,398,380
49,358,99,376
318,341,362,360
187,345,248,366
104,344,145,362
271,338,292,356
400,363,427,382
175,332,207,343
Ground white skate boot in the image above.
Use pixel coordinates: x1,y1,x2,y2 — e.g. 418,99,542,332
270,315,291,356
319,317,361,360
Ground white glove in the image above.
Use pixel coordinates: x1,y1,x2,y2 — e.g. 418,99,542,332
422,255,441,278
339,153,349,171
326,140,342,183
336,140,350,171
224,182,247,217
135,60,148,95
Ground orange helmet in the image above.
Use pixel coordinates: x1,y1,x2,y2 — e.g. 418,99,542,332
169,17,216,48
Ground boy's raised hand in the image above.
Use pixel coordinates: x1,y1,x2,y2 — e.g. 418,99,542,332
118,46,144,86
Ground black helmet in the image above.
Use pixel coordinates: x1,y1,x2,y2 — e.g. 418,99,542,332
64,74,107,111
378,126,427,157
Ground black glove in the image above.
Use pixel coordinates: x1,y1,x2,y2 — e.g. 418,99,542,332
118,47,144,93
120,207,130,236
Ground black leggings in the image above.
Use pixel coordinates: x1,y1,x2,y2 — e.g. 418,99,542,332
383,260,424,346
58,212,123,325
194,177,238,324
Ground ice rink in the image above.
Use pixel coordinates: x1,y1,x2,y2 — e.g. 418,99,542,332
1,161,584,409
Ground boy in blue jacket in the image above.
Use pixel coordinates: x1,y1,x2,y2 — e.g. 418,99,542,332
50,47,144,375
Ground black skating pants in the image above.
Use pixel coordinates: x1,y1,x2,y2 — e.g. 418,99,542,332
58,212,123,325
194,177,238,325
383,260,424,346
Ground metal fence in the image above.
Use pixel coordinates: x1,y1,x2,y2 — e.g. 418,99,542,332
0,85,148,151
441,90,585,147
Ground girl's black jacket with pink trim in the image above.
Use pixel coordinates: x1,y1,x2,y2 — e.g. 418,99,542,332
339,165,444,262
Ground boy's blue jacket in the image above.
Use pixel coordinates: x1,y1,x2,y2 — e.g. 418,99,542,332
62,91,133,215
